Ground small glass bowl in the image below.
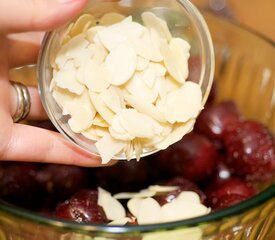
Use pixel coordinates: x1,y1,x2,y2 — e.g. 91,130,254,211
37,0,215,160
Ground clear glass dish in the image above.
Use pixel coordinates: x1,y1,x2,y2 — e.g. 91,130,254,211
37,0,215,160
0,9,274,240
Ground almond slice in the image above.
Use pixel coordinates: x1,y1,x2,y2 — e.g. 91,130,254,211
54,69,85,95
124,142,134,160
160,41,186,84
141,63,157,88
137,198,162,224
176,191,201,204
125,74,158,104
155,120,195,150
100,87,123,114
141,12,172,42
133,138,142,161
127,198,143,217
153,63,167,77
93,114,108,127
169,38,190,81
89,92,115,124
164,82,202,123
124,94,166,123
148,185,178,193
52,87,77,110
136,56,150,71
68,105,95,133
95,133,126,164
108,217,130,226
85,26,106,42
88,43,108,64
114,189,155,200
83,60,110,93
97,187,126,221
65,34,90,60
161,200,210,222
100,12,126,26
61,22,74,45
131,30,163,62
70,14,96,37
109,114,134,141
81,127,101,141
104,43,136,86
118,109,163,139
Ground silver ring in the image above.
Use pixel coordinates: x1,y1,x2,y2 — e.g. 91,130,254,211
11,81,31,123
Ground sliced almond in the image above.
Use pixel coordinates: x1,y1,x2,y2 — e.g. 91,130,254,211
104,43,137,86
70,14,96,37
127,198,143,217
54,69,85,95
100,87,123,114
65,34,90,60
114,189,155,200
95,133,126,164
81,127,101,141
93,114,108,127
124,142,134,160
160,41,186,84
161,200,210,222
109,114,134,141
153,63,167,77
52,87,77,110
83,59,110,93
68,105,95,133
136,56,150,71
164,82,202,123
148,185,178,193
137,198,162,224
176,191,201,204
125,73,158,104
61,22,74,45
155,120,195,150
73,48,94,68
141,12,172,42
131,29,163,62
169,38,190,81
108,217,130,226
99,12,126,26
124,94,166,122
141,63,157,88
133,138,142,161
89,91,115,124
85,26,106,42
97,187,126,220
118,109,163,139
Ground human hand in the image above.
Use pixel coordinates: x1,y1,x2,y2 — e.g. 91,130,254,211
0,0,104,167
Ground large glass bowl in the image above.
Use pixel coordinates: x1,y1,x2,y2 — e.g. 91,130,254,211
1,11,275,240
37,0,214,160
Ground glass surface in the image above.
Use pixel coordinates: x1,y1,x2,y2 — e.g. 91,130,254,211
37,0,215,160
1,10,274,240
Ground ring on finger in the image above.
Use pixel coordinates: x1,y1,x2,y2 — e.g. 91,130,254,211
11,81,31,123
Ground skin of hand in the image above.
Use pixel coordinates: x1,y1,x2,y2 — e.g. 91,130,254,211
0,0,107,167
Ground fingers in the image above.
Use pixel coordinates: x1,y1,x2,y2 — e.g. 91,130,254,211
7,32,44,67
0,0,88,33
2,124,102,167
10,83,48,120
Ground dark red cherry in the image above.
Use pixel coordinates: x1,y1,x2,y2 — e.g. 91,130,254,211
195,101,240,142
205,178,256,207
154,133,218,183
55,189,108,224
36,164,89,203
213,194,247,210
224,120,275,180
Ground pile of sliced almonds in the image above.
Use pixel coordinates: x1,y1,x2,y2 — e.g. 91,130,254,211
50,11,203,163
98,186,210,225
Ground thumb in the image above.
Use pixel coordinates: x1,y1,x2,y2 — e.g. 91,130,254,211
0,0,88,33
